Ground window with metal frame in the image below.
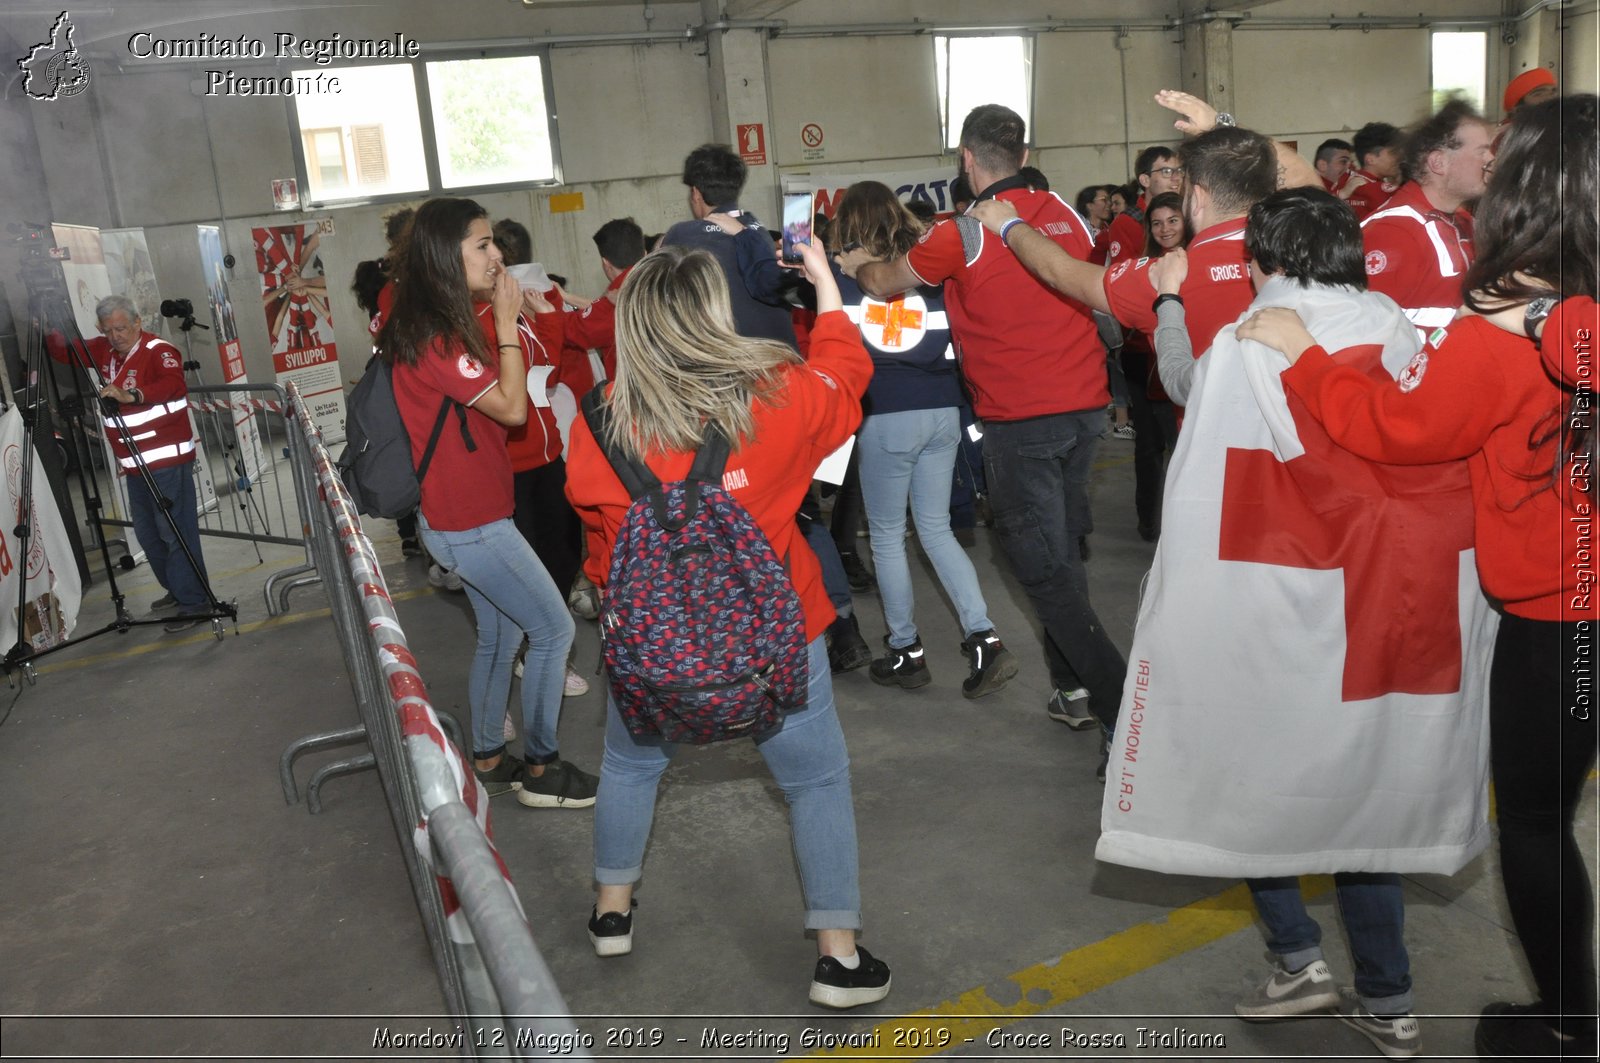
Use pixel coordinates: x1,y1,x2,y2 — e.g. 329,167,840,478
934,35,1035,152
288,50,561,207
1431,30,1487,114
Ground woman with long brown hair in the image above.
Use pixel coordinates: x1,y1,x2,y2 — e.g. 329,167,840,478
379,197,597,809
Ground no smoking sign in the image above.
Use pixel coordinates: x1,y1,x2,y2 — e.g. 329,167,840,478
800,122,825,160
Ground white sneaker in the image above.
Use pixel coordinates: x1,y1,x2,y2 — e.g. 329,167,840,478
427,563,447,588
564,664,590,697
1236,959,1341,1020
567,577,600,620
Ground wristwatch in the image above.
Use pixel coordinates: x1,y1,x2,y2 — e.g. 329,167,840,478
1524,295,1558,341
1215,112,1237,128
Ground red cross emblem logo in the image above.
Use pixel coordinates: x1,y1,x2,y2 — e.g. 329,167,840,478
860,292,927,351
1217,343,1476,701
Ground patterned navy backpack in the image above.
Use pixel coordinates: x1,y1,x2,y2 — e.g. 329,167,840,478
581,391,809,744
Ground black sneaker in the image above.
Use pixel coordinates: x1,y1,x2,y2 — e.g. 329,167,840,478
588,901,636,957
1476,1001,1597,1059
959,630,1018,699
163,610,208,634
839,552,876,593
400,536,423,558
809,945,892,1009
473,753,526,798
150,592,178,611
515,759,598,808
827,614,872,674
869,638,931,689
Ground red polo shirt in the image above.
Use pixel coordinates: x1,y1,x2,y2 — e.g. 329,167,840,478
1346,170,1399,221
906,188,1105,421
1103,218,1254,362
1361,181,1474,338
391,336,513,532
1103,208,1148,267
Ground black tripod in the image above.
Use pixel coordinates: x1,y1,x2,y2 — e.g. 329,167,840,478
163,301,271,558
3,239,237,685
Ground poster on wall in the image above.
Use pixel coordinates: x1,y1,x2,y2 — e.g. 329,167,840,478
196,224,267,487
251,222,346,445
790,166,965,220
49,224,112,341
103,226,219,516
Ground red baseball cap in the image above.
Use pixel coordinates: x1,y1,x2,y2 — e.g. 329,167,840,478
1503,68,1556,112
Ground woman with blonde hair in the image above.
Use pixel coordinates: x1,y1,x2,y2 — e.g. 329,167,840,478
564,238,892,1009
830,180,1018,697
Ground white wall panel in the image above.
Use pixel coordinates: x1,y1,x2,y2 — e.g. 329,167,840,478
1566,8,1600,95
768,35,939,165
551,43,713,183
1234,29,1434,134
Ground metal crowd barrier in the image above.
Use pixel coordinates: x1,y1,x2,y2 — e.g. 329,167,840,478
77,382,321,616
278,381,583,1060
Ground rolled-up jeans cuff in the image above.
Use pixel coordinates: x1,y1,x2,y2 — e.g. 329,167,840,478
1360,989,1414,1016
804,909,862,932
1278,945,1324,974
595,865,642,886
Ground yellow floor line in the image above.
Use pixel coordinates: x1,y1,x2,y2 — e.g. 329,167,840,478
804,877,1335,1059
30,585,438,676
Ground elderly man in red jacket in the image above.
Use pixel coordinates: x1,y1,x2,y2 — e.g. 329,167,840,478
87,295,210,631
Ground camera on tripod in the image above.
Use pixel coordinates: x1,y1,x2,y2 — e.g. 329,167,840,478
160,297,203,332
10,222,68,297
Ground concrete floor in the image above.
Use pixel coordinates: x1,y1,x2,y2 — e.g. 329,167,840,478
1,444,1593,1061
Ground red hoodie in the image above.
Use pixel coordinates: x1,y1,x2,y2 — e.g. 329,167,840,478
565,311,871,641
1283,310,1596,621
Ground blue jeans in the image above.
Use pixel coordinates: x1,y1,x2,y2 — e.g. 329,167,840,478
982,411,1126,726
858,408,993,647
593,637,862,930
127,462,208,611
419,515,575,763
1247,874,1413,1014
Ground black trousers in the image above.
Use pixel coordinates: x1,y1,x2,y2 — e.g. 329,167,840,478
512,458,582,602
1488,612,1598,1035
1119,346,1178,532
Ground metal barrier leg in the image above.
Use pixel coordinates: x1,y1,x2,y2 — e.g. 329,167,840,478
280,725,368,804
436,711,463,749
265,563,318,617
306,752,378,815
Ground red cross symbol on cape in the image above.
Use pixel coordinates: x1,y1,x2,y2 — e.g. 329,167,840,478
1217,344,1477,702
862,297,924,348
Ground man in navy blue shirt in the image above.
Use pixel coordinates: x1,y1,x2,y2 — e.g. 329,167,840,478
662,144,798,347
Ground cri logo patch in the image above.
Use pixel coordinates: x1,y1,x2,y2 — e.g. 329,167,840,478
1364,250,1388,275
457,354,485,379
1397,349,1429,392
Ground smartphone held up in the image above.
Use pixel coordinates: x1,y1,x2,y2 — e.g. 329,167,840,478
781,192,813,264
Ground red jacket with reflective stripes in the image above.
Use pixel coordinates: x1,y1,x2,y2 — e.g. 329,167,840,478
85,332,196,474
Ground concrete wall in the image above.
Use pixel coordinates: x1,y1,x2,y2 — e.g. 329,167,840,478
0,0,1594,396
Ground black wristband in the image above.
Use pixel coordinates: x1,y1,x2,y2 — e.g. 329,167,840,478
1153,293,1184,312
497,343,521,351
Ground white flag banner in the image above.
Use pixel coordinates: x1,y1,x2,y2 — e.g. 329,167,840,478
0,407,82,652
1097,277,1497,878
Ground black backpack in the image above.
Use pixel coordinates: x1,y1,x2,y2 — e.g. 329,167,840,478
336,356,474,519
581,390,809,744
